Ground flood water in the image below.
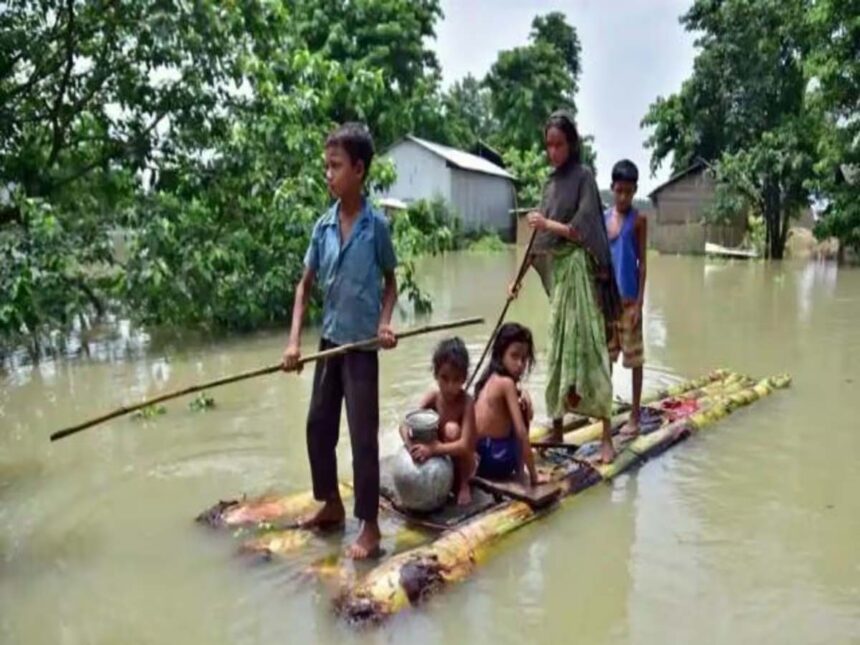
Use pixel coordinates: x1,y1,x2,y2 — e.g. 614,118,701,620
2,251,858,644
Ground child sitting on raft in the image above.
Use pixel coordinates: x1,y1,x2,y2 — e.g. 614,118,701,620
473,323,547,487
400,337,476,505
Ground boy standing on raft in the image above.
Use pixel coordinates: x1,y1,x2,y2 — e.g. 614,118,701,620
605,160,647,436
282,122,398,559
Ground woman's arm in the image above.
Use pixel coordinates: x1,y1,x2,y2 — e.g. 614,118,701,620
528,214,581,242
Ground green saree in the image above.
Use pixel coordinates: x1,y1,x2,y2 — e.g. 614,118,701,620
544,246,613,420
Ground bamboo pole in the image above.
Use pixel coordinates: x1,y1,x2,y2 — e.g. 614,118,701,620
530,369,743,444
465,229,537,390
195,484,354,529
594,374,790,480
335,500,538,624
335,375,790,625
50,316,484,442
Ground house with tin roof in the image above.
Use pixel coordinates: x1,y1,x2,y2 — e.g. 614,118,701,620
648,161,746,254
382,135,517,240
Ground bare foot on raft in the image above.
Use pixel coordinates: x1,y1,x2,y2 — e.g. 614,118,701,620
547,420,565,443
597,439,617,464
296,499,345,531
345,520,381,560
456,483,472,506
565,388,582,411
619,418,640,439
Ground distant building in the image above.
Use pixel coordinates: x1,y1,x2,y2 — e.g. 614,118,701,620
382,135,517,240
648,161,746,254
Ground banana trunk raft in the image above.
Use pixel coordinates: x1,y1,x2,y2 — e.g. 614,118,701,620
195,370,789,626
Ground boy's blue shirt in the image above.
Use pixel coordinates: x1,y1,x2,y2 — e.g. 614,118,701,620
304,198,398,345
604,206,640,301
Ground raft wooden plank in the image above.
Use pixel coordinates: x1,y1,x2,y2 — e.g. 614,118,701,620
470,476,563,508
379,454,498,529
531,440,579,451
379,487,497,530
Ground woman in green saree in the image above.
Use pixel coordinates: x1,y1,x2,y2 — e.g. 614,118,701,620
513,111,622,463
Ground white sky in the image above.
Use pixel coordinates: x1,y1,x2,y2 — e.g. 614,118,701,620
433,0,697,193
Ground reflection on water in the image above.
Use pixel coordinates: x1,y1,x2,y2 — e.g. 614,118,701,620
1,251,859,644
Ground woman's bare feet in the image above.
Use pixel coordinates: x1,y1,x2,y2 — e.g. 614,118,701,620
296,498,345,531
619,417,640,439
345,520,381,560
456,483,472,506
547,419,564,443
598,439,616,464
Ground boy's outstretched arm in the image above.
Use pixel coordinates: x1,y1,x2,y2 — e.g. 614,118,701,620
282,268,315,371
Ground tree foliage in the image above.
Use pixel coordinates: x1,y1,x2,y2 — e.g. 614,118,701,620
485,12,584,151
806,0,860,257
0,0,445,356
439,74,497,149
643,0,860,260
642,0,818,259
0,3,600,358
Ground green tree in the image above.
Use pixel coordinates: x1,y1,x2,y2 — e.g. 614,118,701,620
1,0,267,352
485,12,584,151
531,11,582,80
290,0,445,147
642,0,817,259
440,74,497,149
502,147,548,207
0,0,447,357
806,0,860,259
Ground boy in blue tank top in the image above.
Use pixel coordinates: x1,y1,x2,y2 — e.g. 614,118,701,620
604,160,647,437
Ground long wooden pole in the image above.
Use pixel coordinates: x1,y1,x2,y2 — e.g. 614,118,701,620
466,228,537,390
50,316,485,442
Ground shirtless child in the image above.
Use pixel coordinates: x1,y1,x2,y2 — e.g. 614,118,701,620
400,337,476,505
473,323,547,487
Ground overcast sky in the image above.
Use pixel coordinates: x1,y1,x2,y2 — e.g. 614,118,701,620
433,0,697,193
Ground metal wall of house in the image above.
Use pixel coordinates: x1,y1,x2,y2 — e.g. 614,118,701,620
383,141,452,205
651,170,746,253
450,169,516,240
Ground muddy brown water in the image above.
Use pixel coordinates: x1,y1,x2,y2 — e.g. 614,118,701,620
2,251,858,644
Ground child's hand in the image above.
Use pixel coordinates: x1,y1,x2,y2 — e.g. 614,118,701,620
526,211,549,231
519,389,534,422
281,343,302,372
378,324,397,349
409,443,435,463
507,281,521,300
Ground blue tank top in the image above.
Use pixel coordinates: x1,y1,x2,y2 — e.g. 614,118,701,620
605,208,639,300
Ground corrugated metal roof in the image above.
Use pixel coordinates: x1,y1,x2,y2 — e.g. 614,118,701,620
402,135,515,180
647,160,708,199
